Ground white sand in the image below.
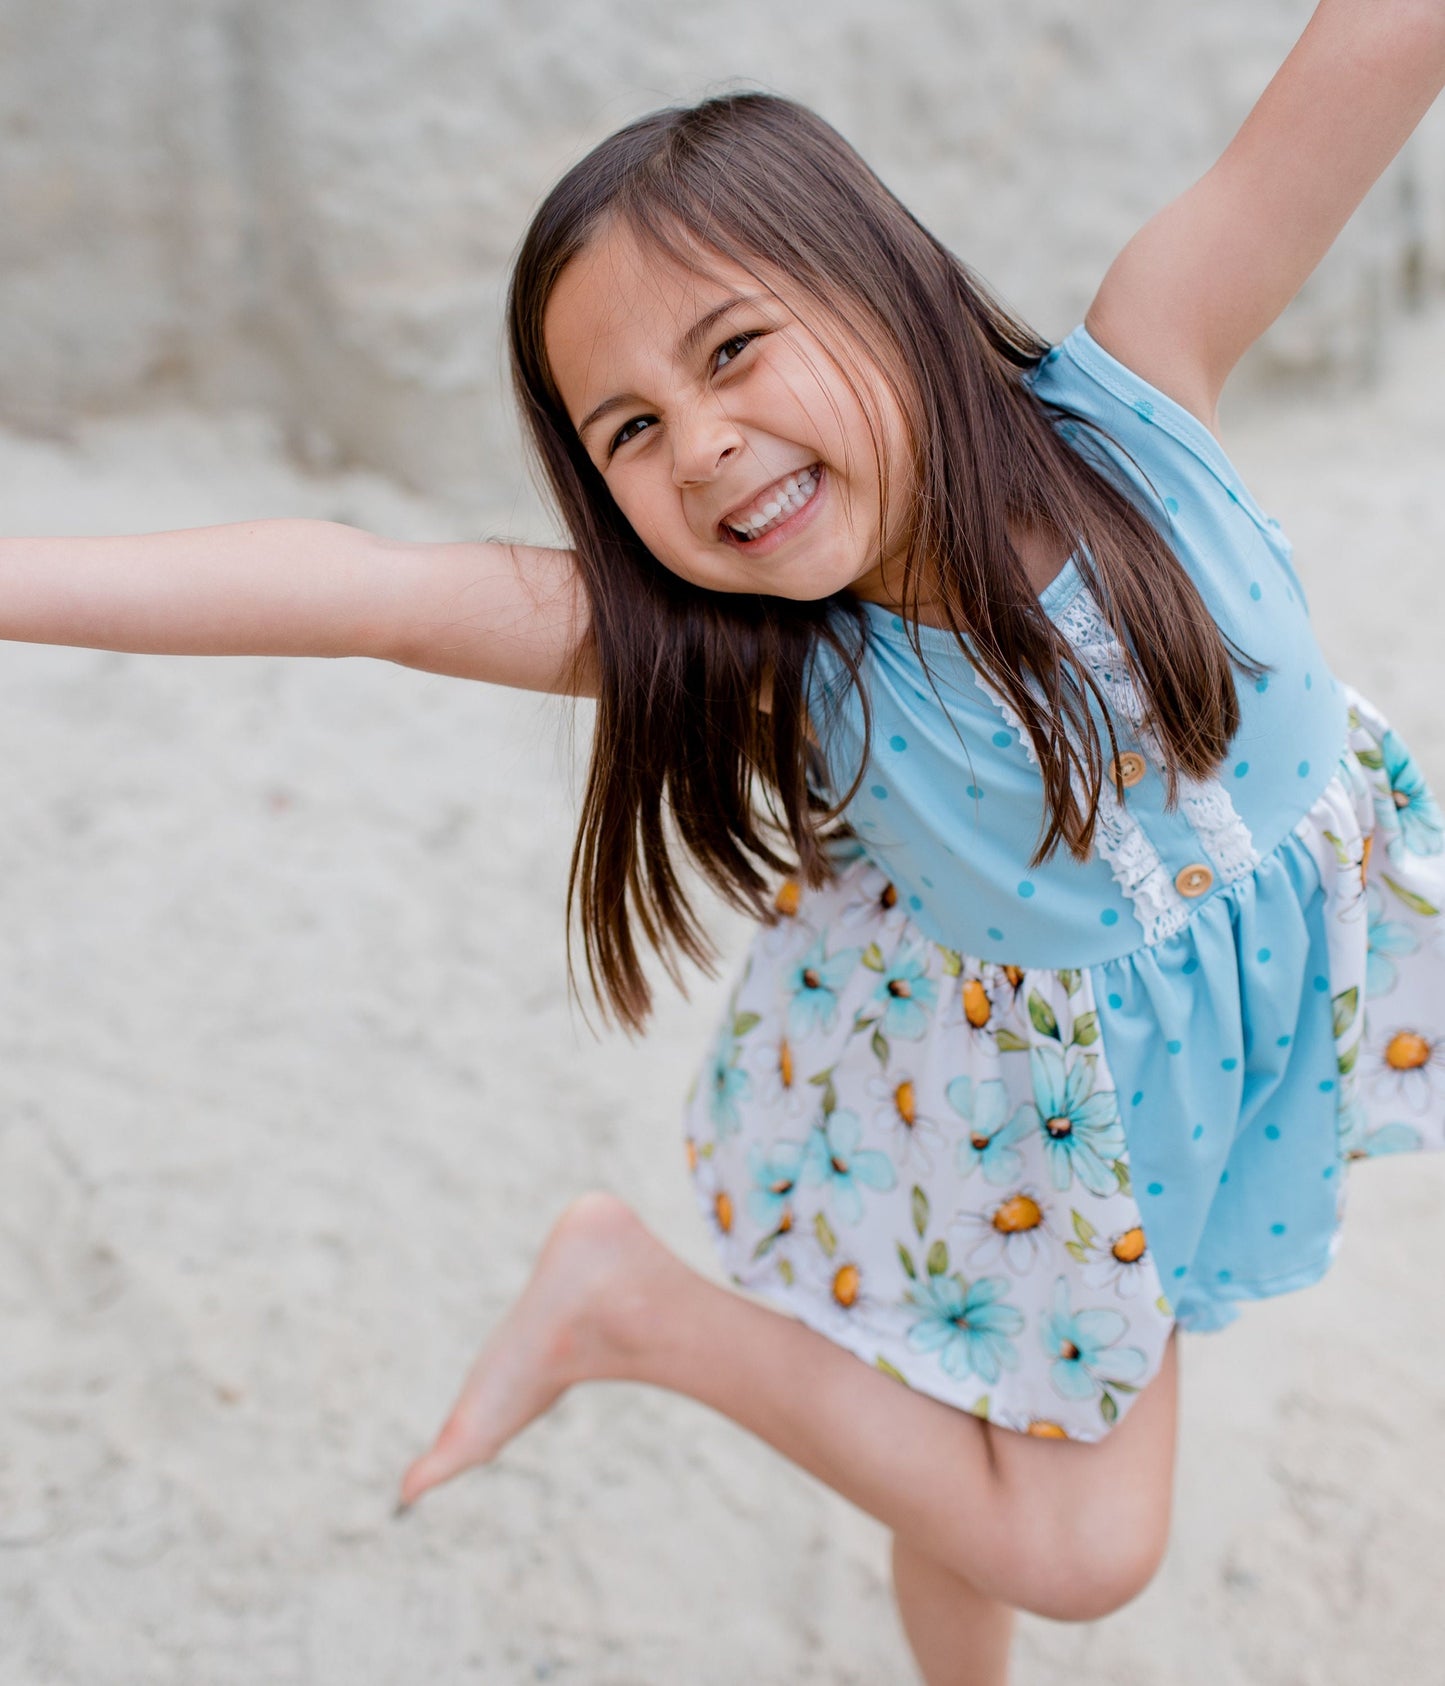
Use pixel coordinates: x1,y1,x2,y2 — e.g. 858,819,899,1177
1,315,1443,1685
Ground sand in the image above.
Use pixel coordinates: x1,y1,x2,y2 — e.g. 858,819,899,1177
1,313,1443,1685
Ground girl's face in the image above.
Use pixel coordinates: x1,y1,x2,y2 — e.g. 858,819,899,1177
543,220,915,607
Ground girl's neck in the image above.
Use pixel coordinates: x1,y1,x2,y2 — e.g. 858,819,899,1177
846,520,1074,629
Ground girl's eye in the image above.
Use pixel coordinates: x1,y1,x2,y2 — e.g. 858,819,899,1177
609,415,654,454
713,331,759,371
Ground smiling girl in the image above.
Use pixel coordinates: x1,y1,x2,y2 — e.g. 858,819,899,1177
11,5,1445,1681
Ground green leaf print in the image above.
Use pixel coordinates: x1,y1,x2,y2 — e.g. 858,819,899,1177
752,1230,780,1262
969,1396,991,1421
939,947,963,977
995,1028,1031,1053
699,1141,715,1160
1099,1391,1119,1427
1027,989,1060,1041
852,1014,879,1034
897,1242,918,1280
1108,1379,1140,1395
875,1356,911,1385
911,1184,930,1239
1114,1160,1132,1197
871,1026,890,1066
926,1239,949,1276
1071,1010,1100,1048
1332,986,1360,1040
732,1011,762,1038
1155,1294,1172,1316
1355,744,1384,771
1064,1240,1088,1264
1059,968,1082,996
1338,1035,1361,1076
1383,874,1441,918
1071,1209,1099,1248
809,1067,839,1115
861,942,886,972
777,1257,795,1286
1322,828,1352,868
814,1211,838,1258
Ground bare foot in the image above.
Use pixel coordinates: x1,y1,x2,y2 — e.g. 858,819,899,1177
396,1190,670,1509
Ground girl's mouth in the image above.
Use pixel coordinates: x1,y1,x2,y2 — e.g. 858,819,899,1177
720,464,824,550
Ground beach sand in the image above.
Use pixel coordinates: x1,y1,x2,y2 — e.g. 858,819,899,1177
1,312,1443,1684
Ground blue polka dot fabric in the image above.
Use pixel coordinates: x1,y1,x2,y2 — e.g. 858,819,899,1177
680,326,1445,1444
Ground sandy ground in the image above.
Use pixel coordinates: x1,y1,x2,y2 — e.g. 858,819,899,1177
1,308,1444,1686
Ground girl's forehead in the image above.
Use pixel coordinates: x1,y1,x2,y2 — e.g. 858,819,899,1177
543,223,780,406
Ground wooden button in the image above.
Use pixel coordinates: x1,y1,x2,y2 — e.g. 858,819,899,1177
1175,863,1214,897
1111,752,1146,790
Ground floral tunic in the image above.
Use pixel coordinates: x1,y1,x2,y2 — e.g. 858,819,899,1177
680,329,1445,1443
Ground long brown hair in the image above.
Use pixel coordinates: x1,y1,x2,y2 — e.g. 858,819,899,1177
508,91,1268,1036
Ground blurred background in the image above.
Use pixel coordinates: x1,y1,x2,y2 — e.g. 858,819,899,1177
2,2,1444,1683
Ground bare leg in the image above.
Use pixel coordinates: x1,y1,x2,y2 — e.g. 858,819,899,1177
398,1192,1178,1622
891,1534,1016,1686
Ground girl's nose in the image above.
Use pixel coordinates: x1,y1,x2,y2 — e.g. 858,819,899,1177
671,402,744,487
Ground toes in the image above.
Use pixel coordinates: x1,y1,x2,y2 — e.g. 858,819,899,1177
398,1415,486,1508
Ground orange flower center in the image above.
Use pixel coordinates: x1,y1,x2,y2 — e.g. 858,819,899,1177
962,977,992,1029
775,879,801,916
714,1190,733,1234
801,968,822,990
1027,1420,1068,1439
894,1080,916,1125
1386,1030,1431,1071
1112,1226,1146,1264
685,1138,698,1173
880,881,898,910
832,1263,861,1308
1044,1114,1073,1139
888,977,912,998
779,1038,794,1088
993,1194,1043,1234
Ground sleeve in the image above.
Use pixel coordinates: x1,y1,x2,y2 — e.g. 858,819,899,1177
1027,325,1303,583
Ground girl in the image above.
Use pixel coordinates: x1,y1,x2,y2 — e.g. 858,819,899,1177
10,6,1444,1682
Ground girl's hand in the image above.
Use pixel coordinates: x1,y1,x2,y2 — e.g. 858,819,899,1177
0,521,596,694
1086,0,1445,433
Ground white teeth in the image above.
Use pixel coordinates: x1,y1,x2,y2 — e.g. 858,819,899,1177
727,467,820,541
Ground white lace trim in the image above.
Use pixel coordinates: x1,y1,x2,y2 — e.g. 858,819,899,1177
976,582,1260,941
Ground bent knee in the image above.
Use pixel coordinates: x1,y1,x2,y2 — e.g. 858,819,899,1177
1032,1530,1170,1623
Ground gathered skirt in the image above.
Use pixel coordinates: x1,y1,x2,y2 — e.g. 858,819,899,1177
681,682,1445,1442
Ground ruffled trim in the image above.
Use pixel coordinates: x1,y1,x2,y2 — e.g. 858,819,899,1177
981,582,1260,941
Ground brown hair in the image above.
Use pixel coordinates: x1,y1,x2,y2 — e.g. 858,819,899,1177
508,91,1268,1035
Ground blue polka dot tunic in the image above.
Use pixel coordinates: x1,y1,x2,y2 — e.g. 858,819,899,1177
682,325,1445,1442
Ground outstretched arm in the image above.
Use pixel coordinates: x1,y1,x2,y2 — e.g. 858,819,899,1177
1086,0,1445,431
0,520,596,696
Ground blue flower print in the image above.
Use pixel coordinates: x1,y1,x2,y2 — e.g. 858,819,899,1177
786,936,861,1038
870,948,938,1040
1041,1276,1148,1401
746,1139,807,1231
1359,1121,1423,1156
1378,728,1444,856
1030,1041,1126,1197
800,1108,897,1223
706,1026,752,1139
1365,879,1418,998
904,1273,1025,1384
947,1075,1037,1186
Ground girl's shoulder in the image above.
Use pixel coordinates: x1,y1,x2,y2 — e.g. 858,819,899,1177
1026,325,1293,564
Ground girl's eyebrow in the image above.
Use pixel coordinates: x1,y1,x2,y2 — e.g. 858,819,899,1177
575,291,765,440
